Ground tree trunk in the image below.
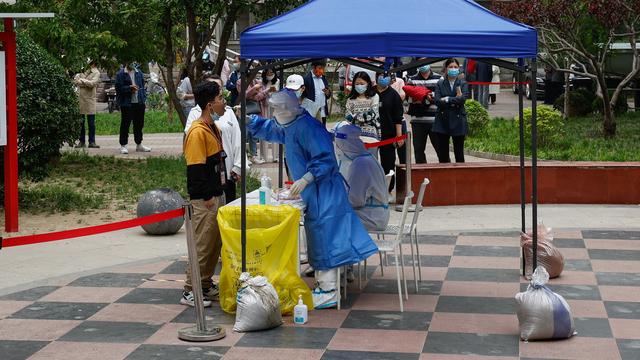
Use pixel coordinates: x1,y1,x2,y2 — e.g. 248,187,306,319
596,70,616,136
213,5,240,75
563,70,570,119
161,6,186,127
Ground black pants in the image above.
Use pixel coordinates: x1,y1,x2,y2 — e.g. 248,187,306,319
433,132,465,163
119,103,145,146
411,122,435,164
79,114,96,144
224,178,236,204
379,142,406,193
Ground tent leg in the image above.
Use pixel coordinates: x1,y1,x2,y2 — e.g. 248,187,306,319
518,58,526,277
530,58,539,272
278,67,285,188
240,59,249,273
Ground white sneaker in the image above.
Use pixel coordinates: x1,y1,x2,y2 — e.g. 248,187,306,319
120,146,129,154
136,144,151,152
180,290,212,308
251,156,265,164
312,287,338,309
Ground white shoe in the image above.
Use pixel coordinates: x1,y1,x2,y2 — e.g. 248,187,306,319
180,290,212,308
251,156,265,164
312,287,338,309
120,146,129,154
136,144,151,152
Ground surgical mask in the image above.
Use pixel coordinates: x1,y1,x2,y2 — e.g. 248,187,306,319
419,65,431,74
210,112,220,122
354,84,368,94
266,75,275,81
232,62,240,71
448,68,460,78
294,89,303,99
377,76,391,88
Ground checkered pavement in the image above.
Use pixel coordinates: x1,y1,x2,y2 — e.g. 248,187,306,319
1,229,639,360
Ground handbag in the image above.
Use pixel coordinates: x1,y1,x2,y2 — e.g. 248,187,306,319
245,100,262,115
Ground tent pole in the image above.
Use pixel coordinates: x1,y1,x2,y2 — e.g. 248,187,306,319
278,66,285,188
240,59,249,273
530,58,539,271
517,58,526,276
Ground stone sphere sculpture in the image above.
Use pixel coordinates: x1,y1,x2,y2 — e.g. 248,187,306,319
136,188,185,235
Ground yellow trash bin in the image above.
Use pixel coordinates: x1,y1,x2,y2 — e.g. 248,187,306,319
217,205,313,315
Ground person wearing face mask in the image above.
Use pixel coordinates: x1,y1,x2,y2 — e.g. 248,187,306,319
285,74,306,101
344,72,380,145
407,63,442,164
115,62,151,154
334,123,389,232
375,72,406,194
181,81,228,307
433,58,471,163
248,90,378,309
225,55,242,106
302,59,332,126
257,68,281,162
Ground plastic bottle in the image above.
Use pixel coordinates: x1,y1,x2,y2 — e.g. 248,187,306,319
259,174,272,205
293,295,308,325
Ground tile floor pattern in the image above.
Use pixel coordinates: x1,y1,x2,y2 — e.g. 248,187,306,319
1,230,639,360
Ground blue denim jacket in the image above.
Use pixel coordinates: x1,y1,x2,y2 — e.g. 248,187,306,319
115,68,146,107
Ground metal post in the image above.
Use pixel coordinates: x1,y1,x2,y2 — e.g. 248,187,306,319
240,60,249,273
406,131,412,204
530,59,539,271
3,19,18,232
518,58,526,276
278,66,285,188
178,204,226,342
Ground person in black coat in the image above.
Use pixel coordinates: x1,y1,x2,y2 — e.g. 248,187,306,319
432,58,471,163
302,59,332,125
475,61,493,109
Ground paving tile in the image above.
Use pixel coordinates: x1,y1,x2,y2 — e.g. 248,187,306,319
372,266,447,282
40,287,131,303
558,248,590,260
351,293,438,312
0,286,60,301
459,231,521,237
592,260,640,273
566,300,608,318
159,261,188,274
455,236,519,247
519,284,601,300
8,302,106,320
363,279,442,296
111,260,174,274
281,310,350,328
341,310,431,331
573,317,613,338
115,288,181,305
0,300,31,319
423,332,519,357
420,355,519,360
137,277,185,290
171,305,236,325
605,301,640,319
224,347,324,360
89,303,185,324
600,285,640,302
329,328,427,353
416,244,455,256
235,326,335,349
125,344,228,359
453,245,520,258
415,234,458,245
585,239,640,250
144,322,243,347
563,259,592,272
29,341,139,360
385,254,451,268
440,281,519,298
59,320,162,343
617,339,640,360
435,296,517,315
546,271,597,285
68,273,153,288
322,350,419,360
429,313,518,335
582,230,640,240
589,249,640,261
520,337,621,360
445,268,520,283
596,272,640,287
0,319,81,341
609,319,640,340
448,256,520,269
553,230,583,239
553,238,586,248
0,340,49,360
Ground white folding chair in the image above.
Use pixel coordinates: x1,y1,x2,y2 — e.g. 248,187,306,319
370,194,413,312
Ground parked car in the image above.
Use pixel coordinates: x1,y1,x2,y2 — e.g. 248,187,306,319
512,63,592,100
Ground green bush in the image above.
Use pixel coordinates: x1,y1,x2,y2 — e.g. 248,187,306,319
464,100,490,135
0,33,81,180
592,93,629,116
554,88,595,117
516,105,564,147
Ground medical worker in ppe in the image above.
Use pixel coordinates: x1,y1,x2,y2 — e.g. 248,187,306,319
335,123,390,231
248,90,378,309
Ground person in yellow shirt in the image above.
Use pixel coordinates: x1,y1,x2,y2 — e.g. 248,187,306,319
181,81,227,307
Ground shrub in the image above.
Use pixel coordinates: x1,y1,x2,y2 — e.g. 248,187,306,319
464,99,490,135
592,93,629,116
516,105,564,147
0,33,81,181
554,88,595,117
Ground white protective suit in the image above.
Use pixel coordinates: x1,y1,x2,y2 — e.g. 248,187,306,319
334,123,390,231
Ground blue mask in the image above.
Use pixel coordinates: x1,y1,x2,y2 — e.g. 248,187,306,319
419,65,431,74
210,112,220,122
377,76,391,87
448,68,460,78
354,84,368,94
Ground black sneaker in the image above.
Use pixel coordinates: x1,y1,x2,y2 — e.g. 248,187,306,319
88,143,100,148
180,290,212,307
203,284,220,301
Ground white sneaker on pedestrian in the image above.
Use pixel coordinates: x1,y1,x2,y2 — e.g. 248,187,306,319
120,146,129,154
251,156,265,164
136,144,151,152
312,287,338,309
180,290,212,308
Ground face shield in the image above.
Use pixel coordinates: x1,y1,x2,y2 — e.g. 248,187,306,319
334,123,367,158
269,89,303,125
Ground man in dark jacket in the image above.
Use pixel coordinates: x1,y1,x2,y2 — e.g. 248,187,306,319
302,59,332,126
407,64,441,163
115,62,150,154
225,55,241,106
475,61,493,109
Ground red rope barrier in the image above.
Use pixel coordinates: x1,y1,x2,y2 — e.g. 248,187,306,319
1,208,186,249
365,134,408,149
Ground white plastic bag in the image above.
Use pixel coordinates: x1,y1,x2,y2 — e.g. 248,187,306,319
515,267,576,341
521,223,564,279
233,272,283,332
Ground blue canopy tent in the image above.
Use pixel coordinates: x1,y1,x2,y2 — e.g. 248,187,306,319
236,0,540,274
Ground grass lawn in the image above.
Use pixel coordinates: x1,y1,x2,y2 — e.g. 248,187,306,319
19,152,260,214
466,112,640,161
96,110,184,135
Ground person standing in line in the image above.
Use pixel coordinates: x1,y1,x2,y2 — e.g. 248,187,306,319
115,62,151,154
475,61,493,109
225,55,241,106
489,65,501,104
177,68,195,119
433,58,470,163
181,81,228,307
302,59,332,126
344,71,381,144
407,64,441,163
74,59,101,149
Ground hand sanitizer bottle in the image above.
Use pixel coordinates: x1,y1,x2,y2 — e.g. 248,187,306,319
293,295,308,325
259,173,272,205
